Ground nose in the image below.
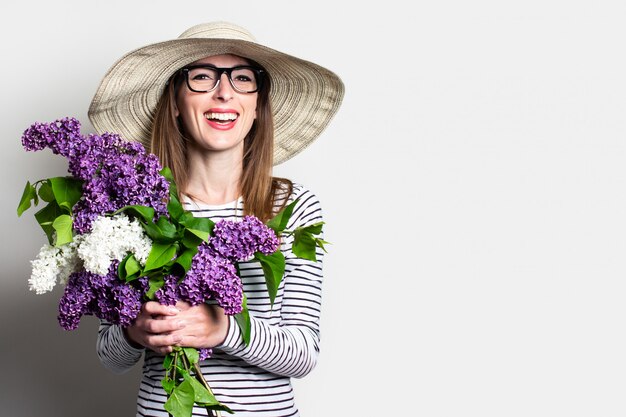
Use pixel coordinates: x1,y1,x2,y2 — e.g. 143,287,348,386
213,72,235,100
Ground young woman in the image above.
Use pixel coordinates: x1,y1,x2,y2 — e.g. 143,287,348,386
88,22,344,416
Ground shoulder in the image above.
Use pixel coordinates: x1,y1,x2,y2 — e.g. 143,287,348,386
282,182,324,229
273,181,321,206
290,183,320,205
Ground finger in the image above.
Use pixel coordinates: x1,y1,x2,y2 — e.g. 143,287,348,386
155,346,174,355
143,317,186,334
143,301,179,317
174,300,192,311
145,333,182,349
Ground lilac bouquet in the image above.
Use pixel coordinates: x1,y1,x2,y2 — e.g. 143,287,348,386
18,118,326,417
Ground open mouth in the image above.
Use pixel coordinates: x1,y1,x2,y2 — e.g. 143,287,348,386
204,112,238,124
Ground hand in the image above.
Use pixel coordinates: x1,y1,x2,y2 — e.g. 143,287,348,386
124,301,184,355
168,301,230,350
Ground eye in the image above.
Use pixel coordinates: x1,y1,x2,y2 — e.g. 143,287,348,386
188,68,218,81
232,68,256,83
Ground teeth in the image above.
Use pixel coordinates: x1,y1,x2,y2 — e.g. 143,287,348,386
205,112,238,121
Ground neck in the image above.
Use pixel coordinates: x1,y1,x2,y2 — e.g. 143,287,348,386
184,149,243,205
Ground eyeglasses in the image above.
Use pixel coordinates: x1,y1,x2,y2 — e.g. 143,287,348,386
181,65,264,94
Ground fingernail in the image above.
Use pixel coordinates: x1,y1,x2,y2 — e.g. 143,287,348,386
177,320,186,329
168,307,179,314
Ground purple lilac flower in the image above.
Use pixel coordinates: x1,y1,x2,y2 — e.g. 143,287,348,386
88,267,118,322
210,216,280,261
198,348,213,360
21,118,170,234
110,284,142,327
21,117,82,155
58,262,142,330
173,218,279,316
155,275,180,306
58,270,95,330
137,277,150,294
180,243,243,315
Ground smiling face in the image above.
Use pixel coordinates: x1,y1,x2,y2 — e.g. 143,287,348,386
175,54,259,158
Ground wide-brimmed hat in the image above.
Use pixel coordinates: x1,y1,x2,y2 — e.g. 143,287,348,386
88,21,344,165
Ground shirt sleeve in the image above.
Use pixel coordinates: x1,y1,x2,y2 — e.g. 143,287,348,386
217,185,325,378
96,320,144,374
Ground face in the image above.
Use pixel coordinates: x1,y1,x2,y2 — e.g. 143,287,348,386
175,54,258,156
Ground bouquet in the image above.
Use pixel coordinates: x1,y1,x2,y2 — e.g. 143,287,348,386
17,118,327,417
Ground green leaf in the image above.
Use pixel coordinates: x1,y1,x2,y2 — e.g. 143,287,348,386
161,376,175,395
177,366,190,380
254,251,285,306
178,212,195,223
17,181,37,216
164,379,195,417
144,243,177,272
163,353,174,370
125,255,141,277
185,375,220,406
185,228,210,242
174,247,198,274
160,166,176,188
119,254,141,282
161,167,182,217
267,198,298,233
143,217,178,243
292,222,326,261
34,201,64,244
181,230,204,249
315,238,331,253
156,216,178,239
182,347,199,365
180,216,215,239
234,294,251,346
49,177,83,213
145,276,166,300
37,181,54,202
168,192,185,221
114,205,155,223
299,221,325,235
52,214,73,246
293,229,317,261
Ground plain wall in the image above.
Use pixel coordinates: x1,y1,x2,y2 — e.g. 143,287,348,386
2,1,626,416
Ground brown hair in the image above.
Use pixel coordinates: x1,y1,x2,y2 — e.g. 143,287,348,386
150,64,292,222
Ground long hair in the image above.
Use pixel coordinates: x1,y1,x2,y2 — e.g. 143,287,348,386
150,63,292,222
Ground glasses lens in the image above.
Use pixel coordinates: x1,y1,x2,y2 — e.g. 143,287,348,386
185,66,260,93
230,67,258,93
187,67,219,92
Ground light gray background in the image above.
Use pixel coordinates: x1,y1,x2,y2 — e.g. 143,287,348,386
1,1,625,416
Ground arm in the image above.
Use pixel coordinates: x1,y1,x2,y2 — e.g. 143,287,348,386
96,302,182,374
218,186,325,378
96,321,145,374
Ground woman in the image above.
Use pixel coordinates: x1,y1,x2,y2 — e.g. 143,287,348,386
88,22,344,416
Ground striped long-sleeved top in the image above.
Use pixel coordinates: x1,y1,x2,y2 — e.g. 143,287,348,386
96,183,325,416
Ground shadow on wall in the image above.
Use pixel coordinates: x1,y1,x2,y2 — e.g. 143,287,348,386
0,276,142,417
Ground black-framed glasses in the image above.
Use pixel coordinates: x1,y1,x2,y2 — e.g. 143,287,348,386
181,65,264,94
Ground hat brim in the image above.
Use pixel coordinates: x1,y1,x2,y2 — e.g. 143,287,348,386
88,38,344,165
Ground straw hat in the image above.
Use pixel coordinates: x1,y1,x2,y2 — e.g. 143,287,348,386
88,21,344,165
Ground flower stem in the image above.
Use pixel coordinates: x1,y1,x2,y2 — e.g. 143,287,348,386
167,351,179,417
193,362,221,417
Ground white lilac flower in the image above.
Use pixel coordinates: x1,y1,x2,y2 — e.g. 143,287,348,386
76,213,152,275
29,239,81,294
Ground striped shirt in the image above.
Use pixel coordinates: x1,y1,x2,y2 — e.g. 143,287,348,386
96,183,325,416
